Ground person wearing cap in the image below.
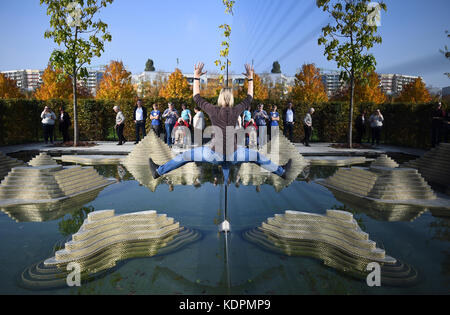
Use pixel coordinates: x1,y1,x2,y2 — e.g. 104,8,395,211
113,105,126,145
41,106,56,144
302,108,315,147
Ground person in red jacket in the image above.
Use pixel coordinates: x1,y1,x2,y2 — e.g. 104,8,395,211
173,118,190,147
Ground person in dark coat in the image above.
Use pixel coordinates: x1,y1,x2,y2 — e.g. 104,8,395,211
133,99,148,144
431,101,445,147
282,102,296,141
355,110,367,144
58,107,71,143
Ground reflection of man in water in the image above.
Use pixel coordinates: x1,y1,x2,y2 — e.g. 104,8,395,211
149,62,292,180
117,165,125,181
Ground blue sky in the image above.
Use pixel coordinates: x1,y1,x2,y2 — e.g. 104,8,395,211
0,0,449,88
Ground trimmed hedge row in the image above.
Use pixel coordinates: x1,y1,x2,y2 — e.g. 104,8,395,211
0,98,446,148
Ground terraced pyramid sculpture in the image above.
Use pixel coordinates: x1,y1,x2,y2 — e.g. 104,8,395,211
0,164,115,207
317,155,450,211
244,210,418,286
237,133,309,191
21,210,201,289
0,151,25,181
370,154,399,168
28,152,58,167
123,131,201,191
404,143,450,195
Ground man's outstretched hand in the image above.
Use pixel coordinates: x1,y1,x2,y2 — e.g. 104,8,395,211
194,62,207,78
242,64,254,80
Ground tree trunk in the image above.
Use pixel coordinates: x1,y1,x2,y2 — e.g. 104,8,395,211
348,70,355,148
73,66,78,147
73,27,79,147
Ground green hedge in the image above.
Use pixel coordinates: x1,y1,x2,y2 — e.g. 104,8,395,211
0,98,447,149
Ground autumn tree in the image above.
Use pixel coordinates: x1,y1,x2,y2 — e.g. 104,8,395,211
140,73,166,98
35,65,73,100
239,73,268,100
97,60,137,100
0,74,23,99
291,64,328,104
396,78,432,104
202,78,222,98
159,68,191,99
317,0,387,147
330,71,386,104
40,0,113,145
354,71,386,104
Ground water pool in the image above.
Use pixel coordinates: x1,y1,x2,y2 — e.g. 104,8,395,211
0,158,449,295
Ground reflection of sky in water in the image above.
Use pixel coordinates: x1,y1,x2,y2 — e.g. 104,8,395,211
0,162,449,294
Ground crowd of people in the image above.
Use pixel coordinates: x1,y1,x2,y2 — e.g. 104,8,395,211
39,98,449,149
109,98,317,149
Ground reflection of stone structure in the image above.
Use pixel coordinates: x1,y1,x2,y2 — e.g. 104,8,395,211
244,210,418,286
28,152,59,167
0,188,103,222
404,143,450,195
328,188,428,222
318,155,450,211
58,155,124,165
306,156,368,167
0,151,25,181
237,134,308,191
22,210,200,289
123,131,201,191
0,165,115,207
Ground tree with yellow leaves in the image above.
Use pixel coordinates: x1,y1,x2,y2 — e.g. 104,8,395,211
396,78,432,104
354,71,386,104
332,71,386,104
97,60,137,100
201,78,222,98
291,64,328,104
239,74,268,100
0,74,23,99
159,68,191,99
140,73,166,98
35,66,73,100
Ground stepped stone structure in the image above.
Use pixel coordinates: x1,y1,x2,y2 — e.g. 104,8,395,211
0,151,25,181
244,210,418,286
317,155,450,211
28,152,59,167
21,210,201,289
370,154,399,168
0,164,115,207
404,143,450,195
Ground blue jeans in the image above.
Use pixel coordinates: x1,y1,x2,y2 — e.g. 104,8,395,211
165,123,175,145
156,146,285,177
